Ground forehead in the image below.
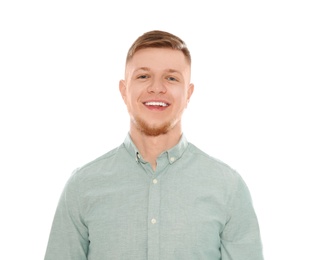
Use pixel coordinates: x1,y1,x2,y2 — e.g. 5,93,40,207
126,48,190,73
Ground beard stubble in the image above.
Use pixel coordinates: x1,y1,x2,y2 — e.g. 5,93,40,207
133,116,173,137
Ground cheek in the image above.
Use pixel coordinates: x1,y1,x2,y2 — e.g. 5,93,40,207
173,89,188,105
125,90,140,109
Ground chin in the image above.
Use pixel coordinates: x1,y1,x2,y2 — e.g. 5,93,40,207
141,126,170,137
134,117,172,137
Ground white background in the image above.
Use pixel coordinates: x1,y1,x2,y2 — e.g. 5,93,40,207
1,1,310,259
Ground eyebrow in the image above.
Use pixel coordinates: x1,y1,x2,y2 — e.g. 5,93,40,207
166,69,181,74
134,67,181,74
133,67,150,73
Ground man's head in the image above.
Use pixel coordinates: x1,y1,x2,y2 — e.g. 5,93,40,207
126,30,191,65
119,30,194,137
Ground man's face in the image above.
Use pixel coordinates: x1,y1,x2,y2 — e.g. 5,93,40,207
119,48,194,136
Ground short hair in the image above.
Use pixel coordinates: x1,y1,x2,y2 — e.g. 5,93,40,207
126,30,191,64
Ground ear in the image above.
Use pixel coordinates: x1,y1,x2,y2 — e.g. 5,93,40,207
187,83,194,104
119,80,127,102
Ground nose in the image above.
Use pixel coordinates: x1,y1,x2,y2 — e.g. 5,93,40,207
147,79,167,94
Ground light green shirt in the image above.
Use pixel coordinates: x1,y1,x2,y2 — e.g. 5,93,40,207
45,134,263,260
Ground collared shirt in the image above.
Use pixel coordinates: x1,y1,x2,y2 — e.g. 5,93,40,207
44,134,264,260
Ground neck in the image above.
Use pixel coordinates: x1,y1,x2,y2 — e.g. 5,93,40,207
129,126,182,170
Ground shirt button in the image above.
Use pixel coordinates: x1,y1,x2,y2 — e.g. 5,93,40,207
170,157,175,162
151,218,157,224
153,179,158,184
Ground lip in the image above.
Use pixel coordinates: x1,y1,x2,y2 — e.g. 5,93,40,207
142,99,170,105
142,99,170,111
143,99,170,105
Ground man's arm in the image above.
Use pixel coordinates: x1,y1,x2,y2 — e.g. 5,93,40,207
44,171,89,260
220,174,264,260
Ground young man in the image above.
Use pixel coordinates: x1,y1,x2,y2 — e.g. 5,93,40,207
44,30,264,260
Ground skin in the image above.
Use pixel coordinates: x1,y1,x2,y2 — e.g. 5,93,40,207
119,48,194,170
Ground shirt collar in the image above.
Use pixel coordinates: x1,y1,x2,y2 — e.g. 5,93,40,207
123,133,189,164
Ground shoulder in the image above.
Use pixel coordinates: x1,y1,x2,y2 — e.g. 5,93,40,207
79,146,119,171
182,142,251,210
185,142,245,187
187,143,237,173
69,144,127,183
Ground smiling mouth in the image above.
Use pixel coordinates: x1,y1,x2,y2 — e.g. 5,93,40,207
144,101,169,107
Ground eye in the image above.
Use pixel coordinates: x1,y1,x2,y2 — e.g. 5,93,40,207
137,74,149,79
167,76,177,81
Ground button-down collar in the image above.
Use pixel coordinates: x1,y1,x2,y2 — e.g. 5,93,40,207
123,133,189,165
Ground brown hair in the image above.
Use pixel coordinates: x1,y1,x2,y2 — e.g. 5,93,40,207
126,30,191,64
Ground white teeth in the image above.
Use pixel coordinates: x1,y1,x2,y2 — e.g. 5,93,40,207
145,101,168,107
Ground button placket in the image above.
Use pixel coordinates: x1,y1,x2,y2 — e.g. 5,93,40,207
147,176,160,259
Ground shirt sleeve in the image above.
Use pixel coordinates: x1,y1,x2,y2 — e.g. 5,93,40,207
220,174,264,260
44,170,89,260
